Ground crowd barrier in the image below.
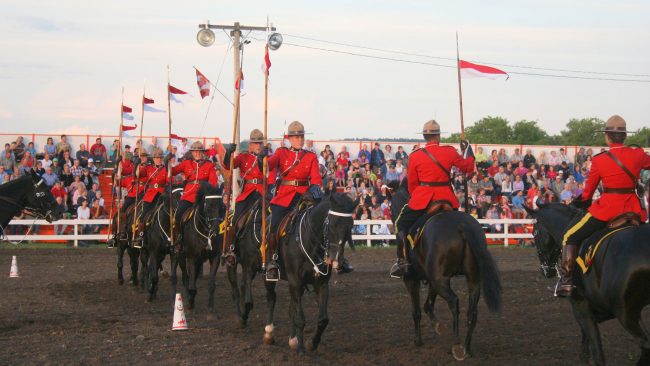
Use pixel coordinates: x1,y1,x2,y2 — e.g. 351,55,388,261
4,218,535,248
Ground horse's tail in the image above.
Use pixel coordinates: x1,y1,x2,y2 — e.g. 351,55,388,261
459,222,502,313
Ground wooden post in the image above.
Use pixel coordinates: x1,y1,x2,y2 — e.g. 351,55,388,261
166,66,174,246
132,88,145,241
261,44,270,266
456,32,470,213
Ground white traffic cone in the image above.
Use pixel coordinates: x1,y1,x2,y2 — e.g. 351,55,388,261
172,293,188,331
9,256,19,278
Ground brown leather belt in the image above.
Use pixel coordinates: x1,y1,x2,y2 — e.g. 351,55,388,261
281,179,309,187
603,187,636,194
419,181,451,187
245,179,262,184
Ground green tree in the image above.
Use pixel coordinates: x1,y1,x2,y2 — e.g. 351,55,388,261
626,127,650,147
511,120,549,144
558,118,606,146
464,116,513,143
442,132,461,143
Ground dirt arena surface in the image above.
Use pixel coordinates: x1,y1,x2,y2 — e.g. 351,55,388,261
0,246,644,365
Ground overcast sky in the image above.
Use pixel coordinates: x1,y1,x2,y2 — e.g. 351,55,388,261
1,0,649,142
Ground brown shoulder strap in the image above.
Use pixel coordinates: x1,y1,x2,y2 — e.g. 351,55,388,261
421,148,450,178
281,150,306,178
604,151,636,185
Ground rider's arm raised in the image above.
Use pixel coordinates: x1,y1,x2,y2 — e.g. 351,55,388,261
450,147,475,174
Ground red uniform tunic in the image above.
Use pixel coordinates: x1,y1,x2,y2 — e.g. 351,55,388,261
407,142,475,210
171,159,218,203
127,163,147,198
227,152,264,203
267,147,322,207
119,159,134,190
582,144,650,222
141,164,168,203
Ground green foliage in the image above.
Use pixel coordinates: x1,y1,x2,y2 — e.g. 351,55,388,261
558,118,606,146
626,127,650,147
464,116,512,143
511,120,550,145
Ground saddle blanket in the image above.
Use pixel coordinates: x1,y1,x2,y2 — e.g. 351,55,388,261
576,226,634,274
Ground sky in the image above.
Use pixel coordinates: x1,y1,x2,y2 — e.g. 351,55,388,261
1,0,649,142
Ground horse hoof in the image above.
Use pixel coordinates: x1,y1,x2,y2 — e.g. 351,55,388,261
452,344,467,361
160,270,169,279
263,333,275,345
434,321,446,335
289,337,299,350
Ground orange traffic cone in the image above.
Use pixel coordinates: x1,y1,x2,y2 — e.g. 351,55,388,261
172,293,188,331
9,256,19,278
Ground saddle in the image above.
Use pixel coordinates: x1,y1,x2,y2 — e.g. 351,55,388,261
181,206,197,224
406,200,454,248
278,199,313,239
576,215,641,274
233,200,261,238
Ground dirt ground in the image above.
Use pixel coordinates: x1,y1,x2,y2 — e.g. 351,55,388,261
0,246,644,365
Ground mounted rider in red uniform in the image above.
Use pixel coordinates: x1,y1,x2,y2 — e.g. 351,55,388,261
391,120,475,278
107,150,137,248
164,141,218,252
132,148,168,247
222,129,267,266
264,121,323,281
556,115,650,297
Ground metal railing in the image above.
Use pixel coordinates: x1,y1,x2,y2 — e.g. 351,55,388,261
5,218,536,248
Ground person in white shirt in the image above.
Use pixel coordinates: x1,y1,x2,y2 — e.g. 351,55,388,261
76,199,91,234
177,138,189,160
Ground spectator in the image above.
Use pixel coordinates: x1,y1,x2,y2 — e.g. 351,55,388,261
520,150,534,169
13,136,26,162
384,144,395,161
73,184,88,208
497,148,509,166
479,175,494,197
550,175,565,199
41,153,53,169
86,158,100,185
108,139,120,163
527,182,539,206
89,199,107,234
512,175,525,193
59,164,74,188
70,159,83,178
55,134,71,156
335,163,346,187
147,137,159,155
76,198,91,234
16,158,31,177
385,164,400,184
514,161,528,177
81,168,93,190
537,150,549,166
305,139,318,154
547,165,557,180
177,138,189,159
0,166,7,183
337,147,350,168
76,144,91,167
2,174,9,185
510,148,523,165
26,141,36,157
357,144,370,163
501,175,513,198
511,190,526,218
476,189,492,218
1,143,16,176
468,174,480,196
58,150,74,169
574,147,587,167
370,143,386,178
489,149,498,164
41,166,59,187
395,159,405,176
44,137,57,156
549,150,560,167
474,147,488,168
395,146,408,167
560,183,573,204
52,196,68,235
90,137,108,167
558,148,570,166
33,160,45,176
51,181,67,202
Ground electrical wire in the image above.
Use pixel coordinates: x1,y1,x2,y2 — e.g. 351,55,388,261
283,33,650,79
199,38,233,136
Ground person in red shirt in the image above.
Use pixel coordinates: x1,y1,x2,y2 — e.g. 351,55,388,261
264,121,322,281
90,137,107,167
132,148,168,247
165,141,218,252
391,120,475,278
50,181,67,202
556,115,650,297
222,129,267,265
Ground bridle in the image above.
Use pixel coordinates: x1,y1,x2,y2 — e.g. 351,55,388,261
0,178,54,221
298,208,354,276
193,194,222,249
532,225,561,278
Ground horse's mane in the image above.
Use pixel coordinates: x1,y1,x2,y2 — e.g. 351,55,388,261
194,182,222,208
328,192,357,213
0,174,32,195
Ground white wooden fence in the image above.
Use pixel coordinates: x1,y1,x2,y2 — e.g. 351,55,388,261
4,218,536,248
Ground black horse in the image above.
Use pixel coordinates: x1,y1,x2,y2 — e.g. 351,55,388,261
0,171,59,237
263,193,356,355
525,202,650,366
140,187,183,302
111,201,141,286
390,178,502,361
174,183,224,318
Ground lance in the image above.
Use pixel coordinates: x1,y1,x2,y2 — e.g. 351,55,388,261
167,66,174,246
132,86,146,241
260,43,270,267
107,87,125,243
456,32,470,213
221,51,244,258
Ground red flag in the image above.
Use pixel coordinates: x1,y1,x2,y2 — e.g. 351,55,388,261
195,68,210,99
459,60,509,80
122,105,132,113
262,47,272,76
168,85,187,95
235,71,244,90
170,133,184,140
121,124,137,131
143,96,155,104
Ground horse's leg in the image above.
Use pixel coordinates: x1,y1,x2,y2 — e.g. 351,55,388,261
170,253,178,299
140,249,149,293
432,278,463,360
128,248,140,287
463,278,481,357
241,267,255,327
405,277,423,347
186,257,198,311
308,281,329,352
116,245,125,285
263,280,277,345
289,284,306,355
226,263,243,325
579,329,590,364
571,299,605,366
206,256,220,321
617,305,650,366
423,285,445,335
146,251,159,302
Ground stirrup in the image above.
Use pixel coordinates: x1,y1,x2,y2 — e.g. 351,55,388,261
553,280,574,298
265,264,280,282
107,238,116,248
224,251,236,267
389,260,409,279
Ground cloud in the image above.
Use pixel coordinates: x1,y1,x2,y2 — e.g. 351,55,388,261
13,16,76,32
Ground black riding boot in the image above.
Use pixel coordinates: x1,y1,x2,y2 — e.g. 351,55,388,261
265,235,280,282
171,219,182,254
132,222,144,249
390,232,409,278
223,226,237,267
555,244,578,297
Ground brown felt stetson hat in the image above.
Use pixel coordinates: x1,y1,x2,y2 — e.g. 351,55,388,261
189,141,206,151
422,120,441,135
597,115,634,133
249,129,264,143
151,148,164,158
287,121,306,136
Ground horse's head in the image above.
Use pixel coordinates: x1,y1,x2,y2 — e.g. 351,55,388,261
27,170,60,223
198,183,223,232
524,202,577,278
325,193,356,272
